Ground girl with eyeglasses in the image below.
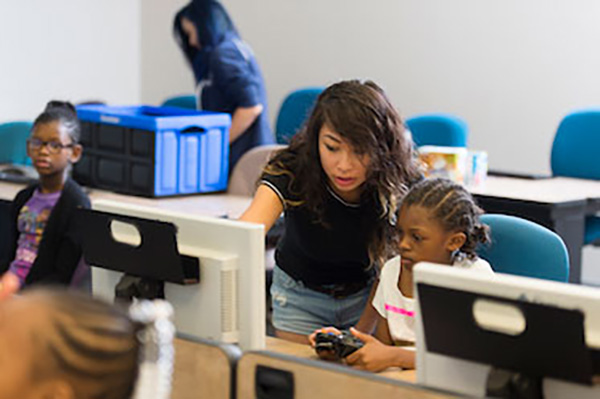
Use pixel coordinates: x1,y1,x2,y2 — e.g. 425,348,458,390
0,101,91,289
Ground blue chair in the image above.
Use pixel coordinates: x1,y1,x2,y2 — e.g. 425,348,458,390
0,121,33,165
405,113,468,147
161,95,197,110
275,87,324,144
479,214,569,282
551,110,600,244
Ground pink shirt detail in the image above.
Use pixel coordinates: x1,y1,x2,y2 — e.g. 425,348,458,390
384,303,415,317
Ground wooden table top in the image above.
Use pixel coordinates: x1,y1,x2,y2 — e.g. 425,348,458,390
0,180,252,219
471,175,600,204
265,336,416,383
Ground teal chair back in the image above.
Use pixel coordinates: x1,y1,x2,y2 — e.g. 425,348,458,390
551,110,600,180
405,113,468,147
0,121,33,165
275,87,324,144
551,110,600,244
479,214,569,282
161,95,197,110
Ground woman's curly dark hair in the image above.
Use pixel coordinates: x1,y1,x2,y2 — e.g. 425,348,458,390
262,80,421,266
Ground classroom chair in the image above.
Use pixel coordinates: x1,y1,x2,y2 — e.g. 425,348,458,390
160,94,197,110
275,87,324,144
479,214,569,282
227,144,286,196
405,113,468,147
0,121,33,165
237,350,448,399
550,110,600,244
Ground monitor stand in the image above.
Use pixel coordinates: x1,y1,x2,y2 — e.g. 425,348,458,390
115,275,165,302
486,367,543,399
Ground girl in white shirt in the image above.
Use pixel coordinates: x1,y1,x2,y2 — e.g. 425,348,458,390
312,177,494,371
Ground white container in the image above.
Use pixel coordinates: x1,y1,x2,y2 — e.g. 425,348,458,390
418,146,468,184
465,150,488,190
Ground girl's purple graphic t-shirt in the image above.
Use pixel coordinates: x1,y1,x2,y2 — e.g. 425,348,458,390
9,189,61,285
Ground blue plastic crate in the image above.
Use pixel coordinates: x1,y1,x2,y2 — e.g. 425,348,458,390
75,105,230,197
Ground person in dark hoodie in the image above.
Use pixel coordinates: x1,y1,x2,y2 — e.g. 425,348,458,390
174,0,274,172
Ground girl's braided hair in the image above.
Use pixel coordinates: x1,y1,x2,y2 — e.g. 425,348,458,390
401,177,490,259
27,289,174,399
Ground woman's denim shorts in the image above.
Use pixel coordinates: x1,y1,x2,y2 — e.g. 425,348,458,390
270,265,373,336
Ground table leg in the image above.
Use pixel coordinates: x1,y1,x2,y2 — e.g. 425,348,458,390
551,205,586,284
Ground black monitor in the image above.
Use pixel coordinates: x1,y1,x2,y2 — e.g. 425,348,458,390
414,263,600,399
79,208,200,300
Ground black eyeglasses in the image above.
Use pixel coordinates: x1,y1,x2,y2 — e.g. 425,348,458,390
27,138,75,154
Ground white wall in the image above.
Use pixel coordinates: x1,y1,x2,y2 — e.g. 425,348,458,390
139,0,600,284
141,0,600,175
0,1,141,122
140,0,191,104
3,1,599,173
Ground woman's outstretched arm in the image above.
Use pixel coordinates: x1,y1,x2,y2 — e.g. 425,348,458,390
239,184,284,233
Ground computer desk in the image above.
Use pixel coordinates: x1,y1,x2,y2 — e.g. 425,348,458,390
236,337,460,399
471,175,600,284
0,180,252,219
265,336,416,383
0,180,254,277
172,337,241,399
3,176,598,284
173,336,451,399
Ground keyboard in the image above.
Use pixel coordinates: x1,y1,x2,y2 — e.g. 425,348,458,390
0,171,38,185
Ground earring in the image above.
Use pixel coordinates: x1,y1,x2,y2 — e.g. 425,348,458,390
451,249,464,263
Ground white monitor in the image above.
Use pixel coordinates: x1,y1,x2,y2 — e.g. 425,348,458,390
414,263,600,399
87,199,265,351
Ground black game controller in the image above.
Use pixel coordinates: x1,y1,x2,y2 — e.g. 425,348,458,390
314,331,364,361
